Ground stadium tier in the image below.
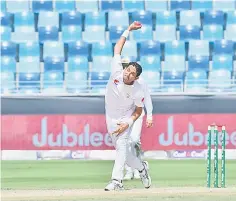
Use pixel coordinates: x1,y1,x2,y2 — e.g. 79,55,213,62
1,0,236,94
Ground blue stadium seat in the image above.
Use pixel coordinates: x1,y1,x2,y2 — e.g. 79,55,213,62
66,72,88,91
100,0,122,11
68,41,89,58
83,26,105,42
180,10,201,26
76,0,98,12
62,26,82,43
191,0,213,11
91,72,110,88
123,0,144,11
213,0,235,11
61,11,82,26
1,41,17,58
38,26,59,43
208,70,232,90
188,40,210,56
32,0,53,12
203,11,224,25
179,25,201,41
19,42,40,58
1,0,6,12
1,12,12,27
156,11,176,25
19,73,40,87
109,26,126,42
92,42,113,57
108,11,129,27
11,27,38,43
1,26,11,41
132,26,153,42
213,40,234,55
212,55,233,71
203,25,223,40
170,0,191,11
141,71,161,91
121,41,138,59
227,11,236,25
155,25,176,41
44,57,64,72
163,56,185,71
85,12,105,26
145,1,168,11
7,0,29,12
162,71,184,92
185,69,207,92
92,56,111,71
14,12,34,27
140,56,161,71
15,25,34,33
139,41,161,56
38,12,59,28
43,71,64,88
18,57,40,73
1,72,15,93
67,57,88,72
43,42,64,60
1,57,16,72
165,40,185,55
55,0,75,12
131,11,153,26
188,56,209,71
225,25,236,40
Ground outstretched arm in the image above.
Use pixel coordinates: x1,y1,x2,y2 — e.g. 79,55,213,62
114,21,142,55
111,22,142,75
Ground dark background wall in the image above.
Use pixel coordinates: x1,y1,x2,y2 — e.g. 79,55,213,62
2,95,236,114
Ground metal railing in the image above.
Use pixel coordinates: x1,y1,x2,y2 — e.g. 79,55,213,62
1,79,236,97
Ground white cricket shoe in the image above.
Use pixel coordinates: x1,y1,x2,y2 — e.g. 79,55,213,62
123,171,134,180
104,180,124,191
140,161,151,189
133,169,140,179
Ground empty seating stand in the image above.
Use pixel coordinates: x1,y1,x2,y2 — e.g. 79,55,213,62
1,0,236,94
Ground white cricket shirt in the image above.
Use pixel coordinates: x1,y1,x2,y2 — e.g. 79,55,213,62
105,55,144,120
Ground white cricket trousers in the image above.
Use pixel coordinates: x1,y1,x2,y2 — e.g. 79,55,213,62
129,115,143,144
125,116,144,172
106,115,144,182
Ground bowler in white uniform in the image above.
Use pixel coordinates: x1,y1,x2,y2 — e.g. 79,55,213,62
104,21,152,191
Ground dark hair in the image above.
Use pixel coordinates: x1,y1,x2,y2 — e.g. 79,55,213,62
128,62,142,77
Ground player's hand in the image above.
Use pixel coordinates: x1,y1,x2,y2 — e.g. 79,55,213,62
146,119,153,128
112,123,129,136
128,21,142,31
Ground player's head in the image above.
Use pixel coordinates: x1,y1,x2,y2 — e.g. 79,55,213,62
123,62,142,85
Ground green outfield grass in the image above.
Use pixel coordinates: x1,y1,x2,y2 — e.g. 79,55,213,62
1,160,236,201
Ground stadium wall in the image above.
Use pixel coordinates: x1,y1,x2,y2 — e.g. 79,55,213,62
1,96,236,160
